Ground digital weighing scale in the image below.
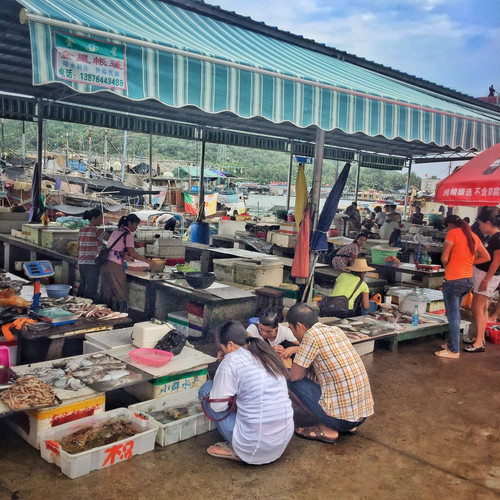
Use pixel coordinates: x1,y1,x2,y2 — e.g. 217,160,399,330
23,261,76,326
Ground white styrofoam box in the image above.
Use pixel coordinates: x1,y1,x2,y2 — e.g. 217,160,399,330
213,258,241,282
146,244,186,258
167,312,189,337
128,388,215,447
124,367,208,401
189,324,203,338
82,340,104,354
84,328,133,351
268,232,298,248
132,321,174,348
136,228,173,242
234,259,284,287
39,408,157,479
154,237,184,247
217,220,247,236
187,313,203,327
6,394,106,449
353,340,375,357
279,222,298,236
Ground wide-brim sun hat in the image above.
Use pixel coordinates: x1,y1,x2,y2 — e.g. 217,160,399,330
346,258,375,273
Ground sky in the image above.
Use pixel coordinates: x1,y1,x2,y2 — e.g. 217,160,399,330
205,0,500,178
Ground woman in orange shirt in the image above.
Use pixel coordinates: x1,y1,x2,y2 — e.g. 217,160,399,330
436,215,489,358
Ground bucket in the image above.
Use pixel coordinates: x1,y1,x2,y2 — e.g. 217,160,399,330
190,221,210,245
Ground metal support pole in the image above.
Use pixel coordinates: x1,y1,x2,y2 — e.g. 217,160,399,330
121,130,127,183
404,157,413,221
65,131,69,169
286,142,294,212
311,128,325,231
103,128,108,177
354,152,361,203
199,134,206,212
149,133,153,205
21,121,26,159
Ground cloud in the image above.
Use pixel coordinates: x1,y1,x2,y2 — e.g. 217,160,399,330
207,0,500,97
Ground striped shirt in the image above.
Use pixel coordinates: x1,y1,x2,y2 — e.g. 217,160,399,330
294,322,374,422
209,347,294,464
77,225,103,265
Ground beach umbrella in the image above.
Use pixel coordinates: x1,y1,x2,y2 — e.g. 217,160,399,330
310,163,351,252
294,163,307,230
434,143,500,206
291,207,311,279
28,162,43,223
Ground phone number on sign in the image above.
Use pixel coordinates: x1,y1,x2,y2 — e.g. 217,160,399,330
79,73,124,87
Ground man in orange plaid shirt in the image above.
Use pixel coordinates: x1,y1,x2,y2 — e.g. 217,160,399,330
287,303,374,444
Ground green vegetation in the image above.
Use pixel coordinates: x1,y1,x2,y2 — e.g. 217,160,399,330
1,119,420,191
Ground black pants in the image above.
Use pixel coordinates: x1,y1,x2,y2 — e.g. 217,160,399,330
79,263,100,301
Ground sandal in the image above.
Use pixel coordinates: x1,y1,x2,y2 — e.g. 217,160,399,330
463,344,485,353
434,349,460,359
295,425,338,444
462,337,476,345
207,441,242,462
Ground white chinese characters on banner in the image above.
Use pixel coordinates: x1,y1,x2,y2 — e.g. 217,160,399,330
55,32,126,90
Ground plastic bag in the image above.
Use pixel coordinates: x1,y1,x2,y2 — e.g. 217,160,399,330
155,329,186,355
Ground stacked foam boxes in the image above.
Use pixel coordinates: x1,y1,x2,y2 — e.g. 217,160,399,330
167,311,189,337
146,237,185,265
187,302,204,338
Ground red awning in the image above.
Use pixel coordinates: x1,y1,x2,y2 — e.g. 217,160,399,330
434,143,500,206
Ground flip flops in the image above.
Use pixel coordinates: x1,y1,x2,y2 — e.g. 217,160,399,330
206,441,242,462
295,425,338,444
434,349,460,359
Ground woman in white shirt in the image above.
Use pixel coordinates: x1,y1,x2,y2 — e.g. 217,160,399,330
199,320,294,464
246,308,299,362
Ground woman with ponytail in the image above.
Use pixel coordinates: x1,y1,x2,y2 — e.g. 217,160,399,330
199,320,293,464
78,208,104,301
464,211,500,352
100,214,151,312
436,215,489,358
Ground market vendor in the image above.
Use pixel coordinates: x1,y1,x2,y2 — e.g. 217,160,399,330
343,202,361,233
411,206,424,225
328,258,373,317
199,320,293,463
101,214,152,312
331,234,367,271
77,208,106,301
155,212,177,231
246,308,299,364
287,303,374,444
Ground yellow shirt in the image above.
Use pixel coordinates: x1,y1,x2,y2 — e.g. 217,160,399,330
330,273,369,309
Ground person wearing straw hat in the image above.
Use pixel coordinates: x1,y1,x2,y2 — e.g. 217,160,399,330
329,258,374,317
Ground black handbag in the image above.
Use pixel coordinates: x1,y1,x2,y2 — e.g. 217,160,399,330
155,329,186,355
95,231,127,266
319,277,363,318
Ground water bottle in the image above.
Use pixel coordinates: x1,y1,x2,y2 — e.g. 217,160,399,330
412,305,419,327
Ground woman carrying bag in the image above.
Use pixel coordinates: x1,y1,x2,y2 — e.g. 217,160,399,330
100,214,151,312
199,320,293,464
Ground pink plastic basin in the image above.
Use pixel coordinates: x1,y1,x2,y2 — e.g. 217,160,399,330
129,348,174,367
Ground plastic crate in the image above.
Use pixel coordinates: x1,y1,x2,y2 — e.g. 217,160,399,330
371,246,400,265
128,388,215,447
124,367,208,401
38,408,157,479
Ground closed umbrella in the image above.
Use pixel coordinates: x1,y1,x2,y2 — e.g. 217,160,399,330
28,162,43,223
434,143,500,206
291,207,311,279
310,163,351,252
294,163,307,230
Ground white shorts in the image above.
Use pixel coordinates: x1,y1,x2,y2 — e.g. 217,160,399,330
472,267,500,296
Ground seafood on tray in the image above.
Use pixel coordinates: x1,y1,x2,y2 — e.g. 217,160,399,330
0,376,58,410
58,419,140,454
40,297,128,321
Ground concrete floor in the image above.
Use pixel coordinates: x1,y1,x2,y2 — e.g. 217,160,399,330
0,332,499,500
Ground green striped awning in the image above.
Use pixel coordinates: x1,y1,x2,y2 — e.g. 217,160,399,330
18,0,500,152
